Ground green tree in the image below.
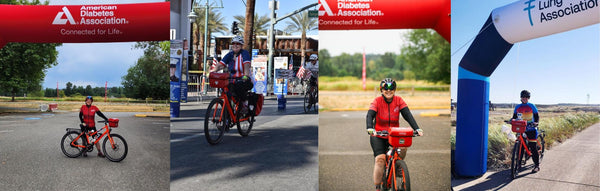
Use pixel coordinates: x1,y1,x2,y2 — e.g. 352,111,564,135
0,42,61,101
122,41,169,100
284,11,318,66
65,82,73,96
400,29,450,84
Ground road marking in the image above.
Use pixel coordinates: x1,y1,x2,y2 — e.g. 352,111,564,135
0,130,14,134
170,134,203,143
320,150,450,156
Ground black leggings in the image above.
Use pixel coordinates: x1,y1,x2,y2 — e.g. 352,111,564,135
525,130,539,166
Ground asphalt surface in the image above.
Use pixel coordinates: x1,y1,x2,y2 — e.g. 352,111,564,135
170,95,319,190
319,110,452,190
452,122,600,191
0,112,170,190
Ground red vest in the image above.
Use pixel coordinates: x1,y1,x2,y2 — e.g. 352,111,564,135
369,96,408,137
80,105,100,128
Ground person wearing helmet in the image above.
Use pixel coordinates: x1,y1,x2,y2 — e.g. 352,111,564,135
79,96,108,157
511,90,540,173
210,36,254,114
305,54,319,109
366,78,423,191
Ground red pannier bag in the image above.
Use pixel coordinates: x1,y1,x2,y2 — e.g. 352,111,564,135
209,72,229,88
511,120,527,133
388,127,414,147
253,94,264,116
108,118,119,128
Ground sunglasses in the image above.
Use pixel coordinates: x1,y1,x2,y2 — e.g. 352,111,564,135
232,42,242,46
381,83,396,91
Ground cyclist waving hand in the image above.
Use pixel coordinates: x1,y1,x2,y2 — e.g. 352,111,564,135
366,78,423,191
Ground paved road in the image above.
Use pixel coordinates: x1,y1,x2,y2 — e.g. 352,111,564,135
452,123,600,191
170,95,319,190
319,110,451,190
0,112,170,190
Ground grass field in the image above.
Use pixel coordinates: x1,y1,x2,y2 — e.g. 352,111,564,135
451,107,600,169
0,100,169,113
318,77,450,110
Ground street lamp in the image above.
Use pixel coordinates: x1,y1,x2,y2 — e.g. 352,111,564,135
187,10,197,23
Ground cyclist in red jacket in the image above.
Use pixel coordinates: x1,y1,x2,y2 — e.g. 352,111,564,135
79,96,108,157
366,78,423,191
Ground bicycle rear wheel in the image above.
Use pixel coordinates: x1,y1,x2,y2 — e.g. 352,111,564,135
394,159,411,191
237,103,254,137
102,134,128,162
537,134,545,163
205,98,226,145
510,141,521,179
60,131,84,158
304,92,310,113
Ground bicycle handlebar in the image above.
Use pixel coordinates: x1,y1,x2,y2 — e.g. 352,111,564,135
371,129,421,137
505,119,538,127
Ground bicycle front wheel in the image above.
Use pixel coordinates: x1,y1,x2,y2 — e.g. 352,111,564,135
205,98,226,145
510,141,520,179
102,134,128,162
60,131,84,158
394,159,411,191
237,104,254,137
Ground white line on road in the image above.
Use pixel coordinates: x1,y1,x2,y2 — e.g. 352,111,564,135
0,130,14,134
170,134,203,143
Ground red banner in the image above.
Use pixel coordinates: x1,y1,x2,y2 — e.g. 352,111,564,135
0,2,169,48
318,0,450,42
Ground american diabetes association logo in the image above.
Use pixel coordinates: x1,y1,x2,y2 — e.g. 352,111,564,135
524,0,599,26
52,5,129,25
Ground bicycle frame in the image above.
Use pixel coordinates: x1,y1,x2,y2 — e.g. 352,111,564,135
515,132,532,157
69,122,117,149
385,147,405,189
213,83,251,125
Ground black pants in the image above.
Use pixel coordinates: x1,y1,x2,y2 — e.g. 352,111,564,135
230,79,253,103
525,130,539,166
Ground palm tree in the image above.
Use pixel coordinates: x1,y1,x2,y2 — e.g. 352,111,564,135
191,7,227,71
233,13,271,49
234,13,270,36
284,11,318,66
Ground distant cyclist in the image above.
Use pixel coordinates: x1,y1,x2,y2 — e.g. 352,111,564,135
305,54,318,109
79,96,108,158
511,90,540,173
210,36,253,114
366,78,423,191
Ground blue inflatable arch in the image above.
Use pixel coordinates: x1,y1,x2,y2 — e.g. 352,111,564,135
456,0,600,176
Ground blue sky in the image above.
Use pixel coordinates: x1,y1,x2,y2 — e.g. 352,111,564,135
43,0,318,89
452,0,600,104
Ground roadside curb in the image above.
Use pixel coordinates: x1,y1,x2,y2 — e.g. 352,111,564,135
134,113,170,118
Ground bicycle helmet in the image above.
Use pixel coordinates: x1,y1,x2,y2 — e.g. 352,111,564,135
380,78,396,91
520,90,530,98
231,36,244,45
309,54,318,61
85,96,93,102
